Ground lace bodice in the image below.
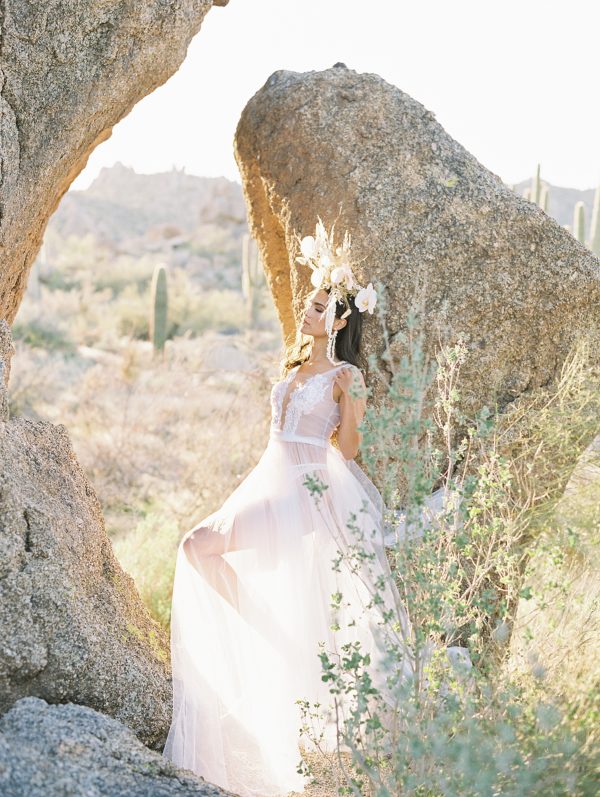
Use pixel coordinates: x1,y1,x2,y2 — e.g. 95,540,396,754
270,361,361,442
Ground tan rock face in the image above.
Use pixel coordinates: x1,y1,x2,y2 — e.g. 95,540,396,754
0,2,235,740
0,323,172,748
0,0,225,325
234,64,600,418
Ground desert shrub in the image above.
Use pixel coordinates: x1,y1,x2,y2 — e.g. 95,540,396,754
189,223,241,261
12,317,76,353
91,253,157,296
113,283,153,340
299,285,600,796
7,345,68,419
508,458,600,796
112,508,181,629
41,232,103,292
113,267,270,341
167,272,247,336
12,290,78,353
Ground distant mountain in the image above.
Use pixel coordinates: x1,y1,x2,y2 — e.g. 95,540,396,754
511,179,597,234
48,162,597,249
49,163,248,245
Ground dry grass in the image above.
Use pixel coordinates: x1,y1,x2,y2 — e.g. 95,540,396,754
293,749,357,797
8,268,600,793
508,434,600,760
8,327,283,628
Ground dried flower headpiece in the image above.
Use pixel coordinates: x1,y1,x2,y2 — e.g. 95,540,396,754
295,217,377,363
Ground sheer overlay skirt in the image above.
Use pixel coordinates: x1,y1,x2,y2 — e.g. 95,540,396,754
163,433,410,797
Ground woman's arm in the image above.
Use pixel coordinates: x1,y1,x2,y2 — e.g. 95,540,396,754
333,366,367,460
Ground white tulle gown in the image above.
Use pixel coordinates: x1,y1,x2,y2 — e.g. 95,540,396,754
162,360,417,797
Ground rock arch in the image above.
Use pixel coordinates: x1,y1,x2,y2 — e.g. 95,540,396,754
0,0,229,325
0,0,230,745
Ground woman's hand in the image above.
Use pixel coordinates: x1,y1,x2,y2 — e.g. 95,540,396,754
333,366,356,396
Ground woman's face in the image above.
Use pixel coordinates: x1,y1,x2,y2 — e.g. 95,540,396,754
301,289,342,337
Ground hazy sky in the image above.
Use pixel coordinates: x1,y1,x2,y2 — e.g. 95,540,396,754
73,0,600,191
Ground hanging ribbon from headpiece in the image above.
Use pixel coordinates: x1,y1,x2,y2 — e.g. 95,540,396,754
295,217,378,364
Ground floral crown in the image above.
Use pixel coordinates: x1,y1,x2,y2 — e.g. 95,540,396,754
294,217,377,363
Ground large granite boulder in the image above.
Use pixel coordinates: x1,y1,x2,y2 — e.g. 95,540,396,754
0,0,229,325
234,64,600,421
0,696,231,797
0,322,172,747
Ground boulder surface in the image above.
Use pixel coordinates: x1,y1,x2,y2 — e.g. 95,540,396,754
234,64,600,420
0,696,232,797
0,321,172,748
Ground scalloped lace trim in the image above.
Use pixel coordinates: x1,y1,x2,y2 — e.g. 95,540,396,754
281,373,332,433
270,363,357,435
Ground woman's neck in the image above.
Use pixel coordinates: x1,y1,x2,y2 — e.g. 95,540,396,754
306,337,341,367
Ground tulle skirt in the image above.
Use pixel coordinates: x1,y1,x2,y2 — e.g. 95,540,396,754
162,430,413,797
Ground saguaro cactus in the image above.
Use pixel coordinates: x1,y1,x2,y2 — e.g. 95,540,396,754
27,240,49,301
531,163,542,205
526,163,549,210
241,235,263,326
573,201,586,244
150,263,168,358
28,258,41,301
589,186,600,255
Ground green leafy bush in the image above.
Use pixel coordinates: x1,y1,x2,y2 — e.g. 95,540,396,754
299,285,600,796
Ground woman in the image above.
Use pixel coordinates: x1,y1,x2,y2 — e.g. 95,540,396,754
162,223,411,796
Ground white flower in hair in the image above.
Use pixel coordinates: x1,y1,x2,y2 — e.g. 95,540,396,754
295,216,377,362
355,282,377,313
310,267,326,288
300,236,316,259
330,264,355,290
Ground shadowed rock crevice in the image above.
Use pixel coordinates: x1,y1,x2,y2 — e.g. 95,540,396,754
22,508,31,553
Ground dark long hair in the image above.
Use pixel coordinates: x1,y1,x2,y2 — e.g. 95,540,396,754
283,288,363,374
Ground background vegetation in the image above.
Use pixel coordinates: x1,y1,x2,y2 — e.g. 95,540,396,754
8,165,599,794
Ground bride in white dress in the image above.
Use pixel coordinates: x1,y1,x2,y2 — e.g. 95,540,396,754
162,223,418,796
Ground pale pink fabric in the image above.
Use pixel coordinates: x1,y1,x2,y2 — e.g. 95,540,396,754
162,361,412,796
